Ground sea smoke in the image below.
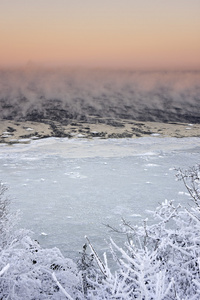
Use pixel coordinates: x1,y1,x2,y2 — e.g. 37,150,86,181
0,67,200,124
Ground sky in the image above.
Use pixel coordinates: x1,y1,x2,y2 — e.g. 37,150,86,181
0,0,200,70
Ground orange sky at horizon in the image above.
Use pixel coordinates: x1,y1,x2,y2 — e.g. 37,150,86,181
0,0,200,70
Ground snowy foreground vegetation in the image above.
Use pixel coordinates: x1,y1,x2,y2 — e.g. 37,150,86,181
1,165,200,299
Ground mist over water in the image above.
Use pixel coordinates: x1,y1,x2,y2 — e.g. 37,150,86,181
0,67,200,124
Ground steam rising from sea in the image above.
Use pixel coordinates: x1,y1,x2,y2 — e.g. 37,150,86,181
0,67,200,124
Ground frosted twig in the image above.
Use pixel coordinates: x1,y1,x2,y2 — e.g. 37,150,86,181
0,263,10,276
52,272,74,300
85,236,107,277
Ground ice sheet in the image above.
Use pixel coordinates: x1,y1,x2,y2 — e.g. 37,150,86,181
0,137,200,259
0,136,200,158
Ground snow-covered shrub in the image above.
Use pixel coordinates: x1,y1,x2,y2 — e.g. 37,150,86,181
0,182,20,249
1,164,200,299
82,165,200,299
0,182,82,299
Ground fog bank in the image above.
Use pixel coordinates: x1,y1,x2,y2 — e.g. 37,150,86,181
0,67,200,124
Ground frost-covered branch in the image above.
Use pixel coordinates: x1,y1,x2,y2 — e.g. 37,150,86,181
0,263,10,276
52,272,74,300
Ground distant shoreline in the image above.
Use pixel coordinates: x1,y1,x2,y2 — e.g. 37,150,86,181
1,118,200,144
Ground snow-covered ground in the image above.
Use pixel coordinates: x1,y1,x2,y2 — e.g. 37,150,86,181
0,137,200,259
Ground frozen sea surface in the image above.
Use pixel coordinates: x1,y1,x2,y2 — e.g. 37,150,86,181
0,137,200,259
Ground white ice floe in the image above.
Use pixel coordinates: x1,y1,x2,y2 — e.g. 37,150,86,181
26,128,34,131
77,133,86,138
150,133,161,136
18,138,31,143
64,171,87,179
145,163,160,167
1,134,11,138
69,132,77,137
